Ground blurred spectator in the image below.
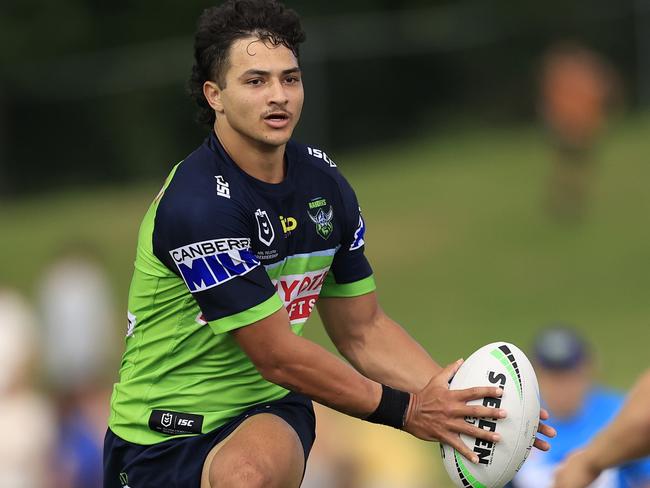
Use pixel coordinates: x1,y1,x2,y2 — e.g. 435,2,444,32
509,326,650,488
303,403,440,488
552,368,650,488
539,42,620,220
37,245,117,488
38,244,116,386
0,288,57,488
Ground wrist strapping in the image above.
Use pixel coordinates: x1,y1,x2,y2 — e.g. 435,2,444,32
365,384,411,429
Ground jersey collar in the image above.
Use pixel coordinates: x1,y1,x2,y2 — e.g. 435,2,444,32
206,131,297,197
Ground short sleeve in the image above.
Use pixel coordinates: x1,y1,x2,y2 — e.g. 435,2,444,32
320,175,376,298
153,179,282,334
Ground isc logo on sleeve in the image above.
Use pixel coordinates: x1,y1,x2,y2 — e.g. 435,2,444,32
170,238,260,292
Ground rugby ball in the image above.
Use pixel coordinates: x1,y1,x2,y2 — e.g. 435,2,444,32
440,342,540,488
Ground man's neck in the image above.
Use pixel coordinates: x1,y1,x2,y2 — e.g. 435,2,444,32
214,123,286,184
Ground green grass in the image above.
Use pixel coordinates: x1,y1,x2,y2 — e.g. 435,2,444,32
310,114,650,389
1,114,649,485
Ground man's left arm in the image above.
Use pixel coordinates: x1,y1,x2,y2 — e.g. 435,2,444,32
317,291,440,393
317,290,555,450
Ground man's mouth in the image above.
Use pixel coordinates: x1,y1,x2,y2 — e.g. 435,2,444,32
263,112,291,129
264,112,290,121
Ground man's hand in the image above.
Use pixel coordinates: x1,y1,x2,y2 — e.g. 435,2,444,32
403,359,507,464
534,408,556,451
552,450,601,488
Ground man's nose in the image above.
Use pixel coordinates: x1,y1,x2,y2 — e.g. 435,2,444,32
268,79,289,105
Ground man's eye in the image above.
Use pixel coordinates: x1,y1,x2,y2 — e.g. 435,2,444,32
247,79,263,85
285,76,300,84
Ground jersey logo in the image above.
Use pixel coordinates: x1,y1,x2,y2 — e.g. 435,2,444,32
255,209,275,246
195,312,208,326
161,412,173,428
170,238,259,293
307,147,337,167
126,311,136,337
272,268,330,324
215,175,230,198
349,208,366,251
280,215,298,234
149,409,203,436
307,198,334,239
119,472,131,488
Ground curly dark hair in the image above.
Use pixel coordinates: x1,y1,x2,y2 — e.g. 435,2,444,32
188,0,306,128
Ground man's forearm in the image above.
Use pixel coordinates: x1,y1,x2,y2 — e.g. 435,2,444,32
265,334,384,417
234,320,384,418
336,312,441,392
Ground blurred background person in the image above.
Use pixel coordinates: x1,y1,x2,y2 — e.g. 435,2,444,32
510,326,650,488
37,245,117,488
538,42,620,221
0,288,57,488
553,368,650,488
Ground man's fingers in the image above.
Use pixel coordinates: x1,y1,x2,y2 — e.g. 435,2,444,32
533,436,551,451
438,358,464,385
537,421,557,438
452,419,502,444
540,408,550,421
454,404,507,420
443,438,479,465
457,386,504,401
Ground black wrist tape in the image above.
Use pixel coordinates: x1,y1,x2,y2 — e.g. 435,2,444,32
365,384,411,429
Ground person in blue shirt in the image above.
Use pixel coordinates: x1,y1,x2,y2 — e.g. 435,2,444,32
553,368,650,488
510,326,650,488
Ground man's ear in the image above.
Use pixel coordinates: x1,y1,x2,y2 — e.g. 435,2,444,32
203,81,224,113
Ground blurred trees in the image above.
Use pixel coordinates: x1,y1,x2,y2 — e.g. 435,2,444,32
0,0,644,196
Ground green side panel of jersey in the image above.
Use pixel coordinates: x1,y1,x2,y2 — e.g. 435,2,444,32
108,164,289,445
320,273,376,298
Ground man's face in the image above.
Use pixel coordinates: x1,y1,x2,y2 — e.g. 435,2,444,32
536,361,592,419
213,36,303,148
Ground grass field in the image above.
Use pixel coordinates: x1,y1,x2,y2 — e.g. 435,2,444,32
1,114,649,484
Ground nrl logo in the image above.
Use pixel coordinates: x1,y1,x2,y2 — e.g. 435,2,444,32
255,208,275,246
161,412,173,428
307,198,334,239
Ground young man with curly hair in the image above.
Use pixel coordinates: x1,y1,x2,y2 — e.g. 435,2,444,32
104,1,554,487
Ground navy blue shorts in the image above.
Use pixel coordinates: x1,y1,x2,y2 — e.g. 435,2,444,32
103,392,315,488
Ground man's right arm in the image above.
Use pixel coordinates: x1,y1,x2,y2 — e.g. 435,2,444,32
552,369,650,488
231,306,506,464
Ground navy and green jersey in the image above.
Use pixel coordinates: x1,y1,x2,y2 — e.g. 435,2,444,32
108,132,375,444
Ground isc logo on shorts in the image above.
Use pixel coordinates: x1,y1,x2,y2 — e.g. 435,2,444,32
170,238,260,292
149,409,204,436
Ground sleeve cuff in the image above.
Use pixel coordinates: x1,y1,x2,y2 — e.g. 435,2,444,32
319,274,376,298
208,293,284,334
